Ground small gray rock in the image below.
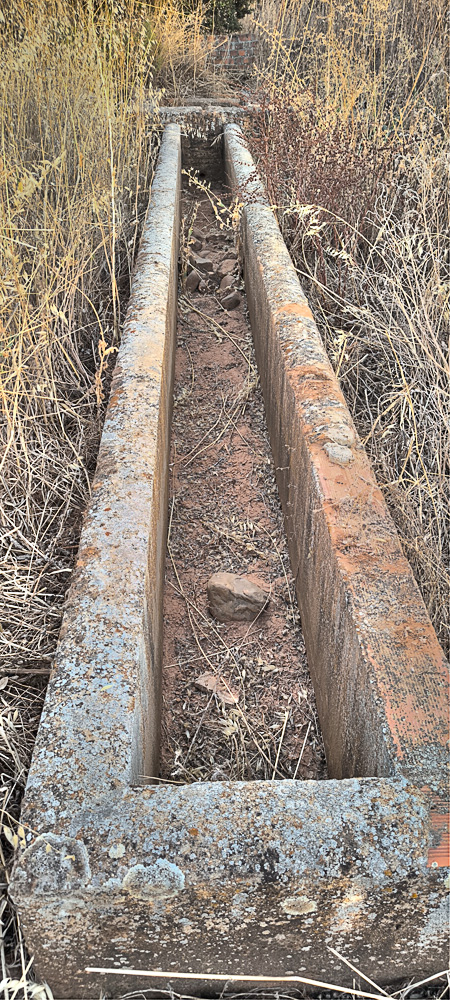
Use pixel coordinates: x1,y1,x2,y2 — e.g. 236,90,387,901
217,258,236,278
222,291,241,311
207,572,269,622
190,251,214,273
186,269,201,291
220,274,234,290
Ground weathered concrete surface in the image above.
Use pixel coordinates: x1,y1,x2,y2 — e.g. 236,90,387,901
223,125,449,791
11,779,449,996
11,121,181,820
224,122,269,204
159,107,259,182
240,201,449,794
224,123,449,961
10,123,449,995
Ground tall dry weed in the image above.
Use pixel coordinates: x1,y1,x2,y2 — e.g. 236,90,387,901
144,0,219,97
253,0,448,128
0,0,228,980
250,0,449,652
0,0,161,977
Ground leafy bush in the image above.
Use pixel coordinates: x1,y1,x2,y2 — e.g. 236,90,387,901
183,0,252,33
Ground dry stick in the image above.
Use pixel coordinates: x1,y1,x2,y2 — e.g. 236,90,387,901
84,967,389,999
179,298,254,370
181,688,215,770
206,522,267,560
166,561,281,776
180,395,249,470
0,668,52,677
176,396,227,467
140,775,186,786
392,971,450,998
167,570,241,673
259,522,294,607
168,544,216,675
271,709,289,780
167,543,224,767
438,980,450,1000
9,935,33,1000
328,946,389,998
181,171,234,235
164,633,258,671
222,406,263,461
183,601,270,771
0,898,10,1000
185,340,195,397
292,719,311,780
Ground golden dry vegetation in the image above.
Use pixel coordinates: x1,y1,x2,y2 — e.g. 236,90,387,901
0,0,448,995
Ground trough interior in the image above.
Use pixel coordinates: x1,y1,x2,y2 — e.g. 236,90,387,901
9,122,448,998
138,123,448,795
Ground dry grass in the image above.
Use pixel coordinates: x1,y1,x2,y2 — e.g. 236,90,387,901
140,0,225,100
0,0,162,986
0,2,235,989
249,0,449,655
252,0,448,124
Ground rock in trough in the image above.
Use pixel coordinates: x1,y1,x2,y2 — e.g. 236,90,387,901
207,572,269,622
222,291,241,310
186,269,201,291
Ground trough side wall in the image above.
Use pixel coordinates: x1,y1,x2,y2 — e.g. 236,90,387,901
224,123,449,794
13,122,181,818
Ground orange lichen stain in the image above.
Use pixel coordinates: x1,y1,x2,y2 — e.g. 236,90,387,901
287,362,334,389
188,828,199,836
109,386,125,408
76,545,99,568
317,459,387,519
427,810,450,869
363,648,449,756
276,302,314,320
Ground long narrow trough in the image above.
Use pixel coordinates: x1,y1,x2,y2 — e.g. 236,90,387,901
10,119,449,998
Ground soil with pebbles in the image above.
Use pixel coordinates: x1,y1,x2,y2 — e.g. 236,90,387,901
159,179,327,784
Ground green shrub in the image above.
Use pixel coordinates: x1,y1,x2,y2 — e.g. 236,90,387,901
184,0,252,33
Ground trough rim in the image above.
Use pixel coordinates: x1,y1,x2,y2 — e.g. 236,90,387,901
8,118,449,996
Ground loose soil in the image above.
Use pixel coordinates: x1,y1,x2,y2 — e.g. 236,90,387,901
159,179,327,783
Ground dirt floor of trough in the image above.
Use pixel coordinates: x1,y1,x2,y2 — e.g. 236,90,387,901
159,179,327,784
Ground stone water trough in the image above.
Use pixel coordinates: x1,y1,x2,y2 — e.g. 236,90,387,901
10,118,449,998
